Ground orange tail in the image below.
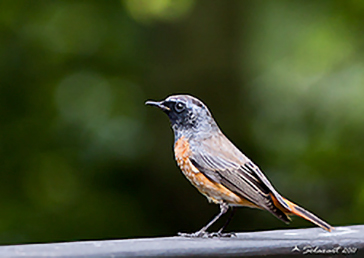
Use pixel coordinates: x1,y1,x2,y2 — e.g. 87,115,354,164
281,197,333,232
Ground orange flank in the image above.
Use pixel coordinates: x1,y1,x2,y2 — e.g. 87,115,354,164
174,136,257,207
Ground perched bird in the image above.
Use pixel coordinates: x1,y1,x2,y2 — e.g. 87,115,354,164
146,95,333,237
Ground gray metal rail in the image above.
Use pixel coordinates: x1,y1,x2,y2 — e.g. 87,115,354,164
0,225,362,257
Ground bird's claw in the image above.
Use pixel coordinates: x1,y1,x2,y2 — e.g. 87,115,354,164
178,231,236,238
178,231,207,238
212,231,237,238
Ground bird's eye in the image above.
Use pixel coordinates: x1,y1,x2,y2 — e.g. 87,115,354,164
175,102,185,112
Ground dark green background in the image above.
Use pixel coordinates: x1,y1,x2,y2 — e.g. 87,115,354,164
1,0,363,244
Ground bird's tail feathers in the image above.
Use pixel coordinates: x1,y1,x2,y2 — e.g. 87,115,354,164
280,197,333,232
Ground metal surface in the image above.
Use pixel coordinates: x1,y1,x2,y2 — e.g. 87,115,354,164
0,225,362,257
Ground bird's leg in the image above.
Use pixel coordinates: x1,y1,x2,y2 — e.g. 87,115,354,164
178,202,229,238
213,207,237,237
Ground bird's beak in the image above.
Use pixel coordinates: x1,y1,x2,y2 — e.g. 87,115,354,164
145,100,170,111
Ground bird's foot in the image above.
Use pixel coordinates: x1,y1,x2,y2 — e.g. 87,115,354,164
210,231,237,238
178,231,236,238
178,230,208,238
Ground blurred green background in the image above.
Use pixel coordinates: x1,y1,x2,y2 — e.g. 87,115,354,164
0,0,363,244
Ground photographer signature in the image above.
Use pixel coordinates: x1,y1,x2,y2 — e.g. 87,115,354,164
292,245,357,255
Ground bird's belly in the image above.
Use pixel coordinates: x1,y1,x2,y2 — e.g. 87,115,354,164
176,156,241,204
174,136,253,206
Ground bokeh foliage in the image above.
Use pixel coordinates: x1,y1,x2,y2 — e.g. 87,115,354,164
0,0,363,244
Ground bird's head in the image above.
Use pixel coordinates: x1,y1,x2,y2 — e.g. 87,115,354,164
145,95,218,139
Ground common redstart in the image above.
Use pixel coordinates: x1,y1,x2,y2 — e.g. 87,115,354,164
146,95,333,237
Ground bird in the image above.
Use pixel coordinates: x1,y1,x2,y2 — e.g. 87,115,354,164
145,94,333,237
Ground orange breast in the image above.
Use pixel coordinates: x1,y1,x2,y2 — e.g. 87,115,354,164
174,136,254,206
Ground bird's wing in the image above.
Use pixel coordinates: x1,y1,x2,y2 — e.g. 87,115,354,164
189,132,290,220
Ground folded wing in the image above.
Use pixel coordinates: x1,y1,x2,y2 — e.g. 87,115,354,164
189,132,291,223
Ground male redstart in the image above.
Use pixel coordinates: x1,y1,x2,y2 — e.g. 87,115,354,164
146,95,333,237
